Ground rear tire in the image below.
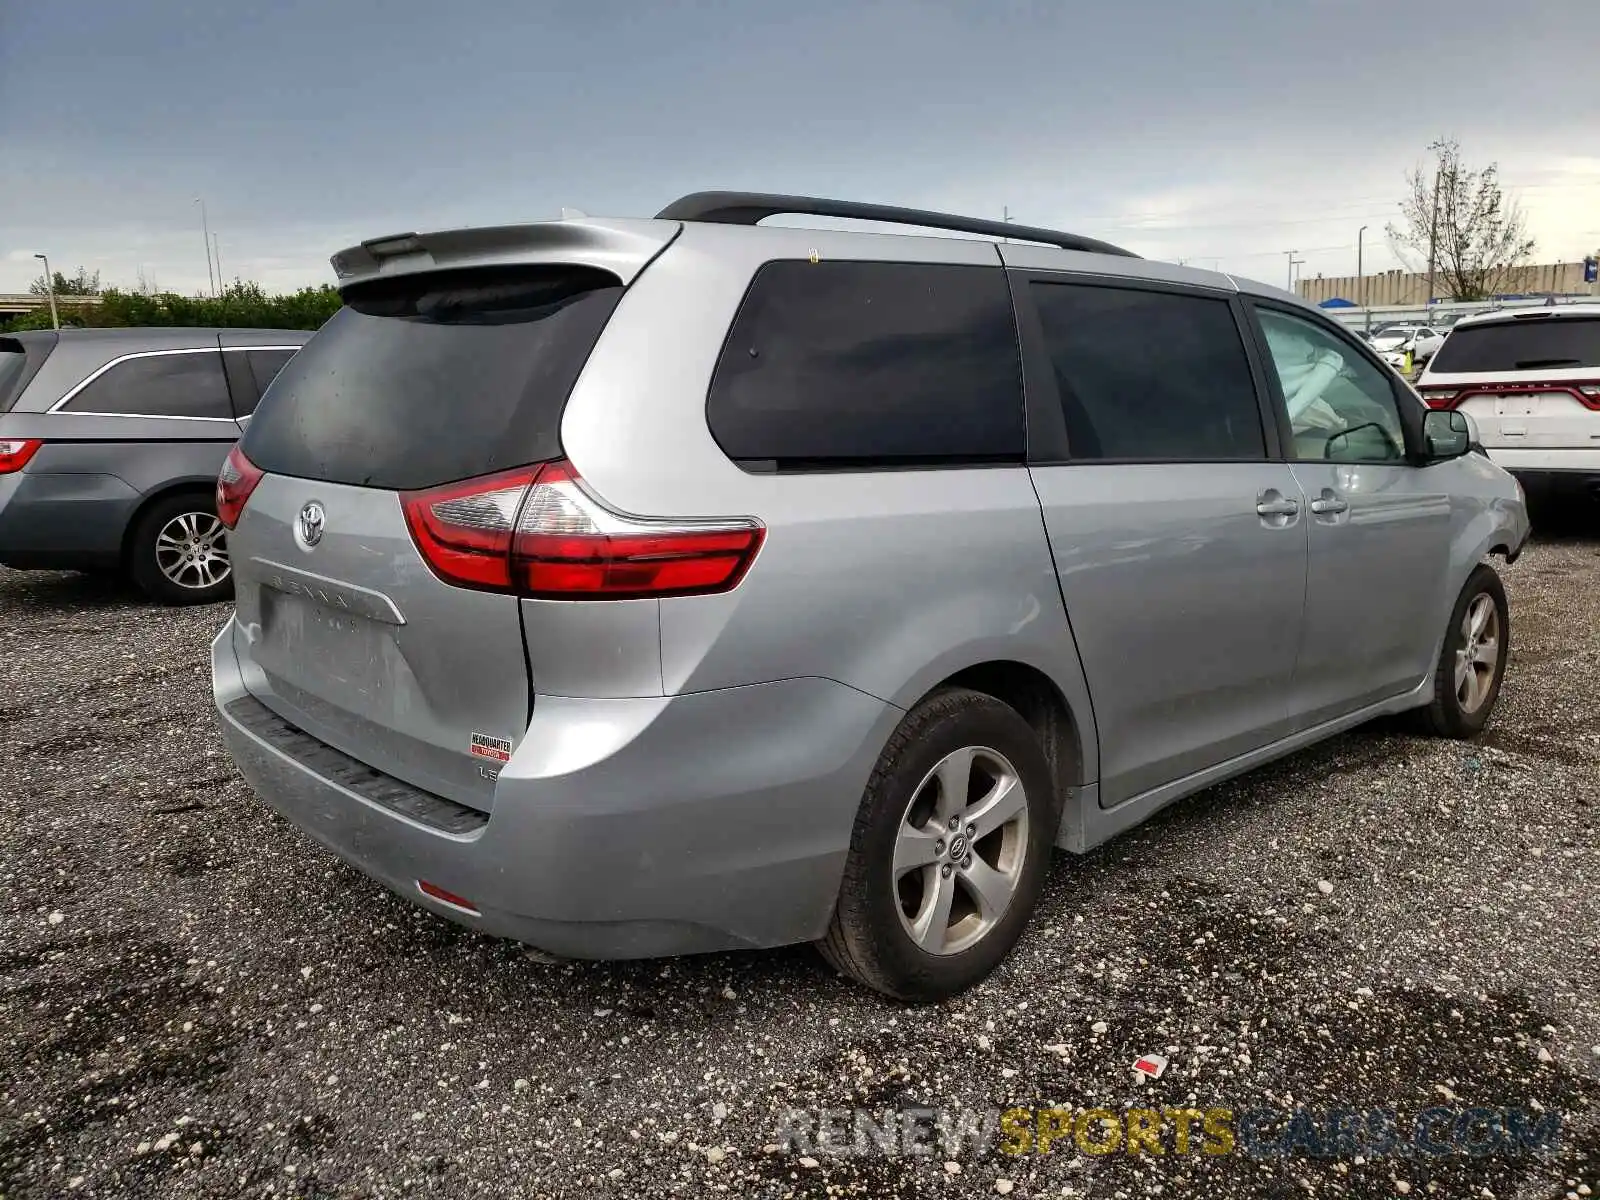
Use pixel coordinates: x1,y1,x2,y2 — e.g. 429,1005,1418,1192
126,492,234,606
1415,564,1508,738
819,688,1059,1002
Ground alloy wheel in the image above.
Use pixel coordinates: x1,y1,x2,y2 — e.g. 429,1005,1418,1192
154,511,231,591
892,745,1029,956
1454,593,1500,714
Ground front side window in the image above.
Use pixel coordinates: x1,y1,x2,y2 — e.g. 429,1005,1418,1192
1029,282,1265,461
1256,309,1407,463
63,350,232,419
706,261,1024,469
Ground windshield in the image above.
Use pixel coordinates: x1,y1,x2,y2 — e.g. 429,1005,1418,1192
1427,316,1600,373
1372,327,1415,341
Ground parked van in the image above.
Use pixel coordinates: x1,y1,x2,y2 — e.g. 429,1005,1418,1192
0,328,308,603
211,194,1527,999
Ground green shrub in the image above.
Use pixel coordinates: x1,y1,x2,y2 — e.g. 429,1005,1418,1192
2,281,343,333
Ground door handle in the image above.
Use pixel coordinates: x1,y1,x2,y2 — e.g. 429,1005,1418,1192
1255,498,1300,517
1310,496,1349,515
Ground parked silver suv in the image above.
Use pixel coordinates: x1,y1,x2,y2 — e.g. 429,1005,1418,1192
211,194,1529,1000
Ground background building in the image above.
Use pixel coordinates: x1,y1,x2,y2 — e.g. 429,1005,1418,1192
1299,260,1597,306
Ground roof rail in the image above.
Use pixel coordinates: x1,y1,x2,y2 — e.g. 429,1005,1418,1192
656,191,1139,259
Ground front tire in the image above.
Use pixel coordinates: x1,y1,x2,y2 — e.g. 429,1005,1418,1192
819,688,1059,1002
127,493,234,606
1417,563,1509,738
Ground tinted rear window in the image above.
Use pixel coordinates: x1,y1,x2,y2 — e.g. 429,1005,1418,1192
241,266,624,489
1030,282,1265,461
1428,316,1600,373
706,261,1024,469
63,350,232,419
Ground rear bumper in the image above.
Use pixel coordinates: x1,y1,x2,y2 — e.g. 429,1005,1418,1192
212,618,899,958
0,470,137,570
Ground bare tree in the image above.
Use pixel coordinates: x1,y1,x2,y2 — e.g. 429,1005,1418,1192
1387,140,1535,302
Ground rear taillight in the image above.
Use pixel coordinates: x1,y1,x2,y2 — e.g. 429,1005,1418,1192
402,460,765,600
1420,382,1600,411
401,466,535,591
216,444,265,529
0,438,42,474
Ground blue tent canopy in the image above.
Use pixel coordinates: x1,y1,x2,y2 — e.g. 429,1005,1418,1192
1318,297,1357,308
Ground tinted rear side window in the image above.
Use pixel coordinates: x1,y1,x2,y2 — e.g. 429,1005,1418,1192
1030,283,1265,461
246,348,297,402
63,350,232,419
242,266,624,490
706,261,1024,469
0,348,27,412
1428,316,1600,373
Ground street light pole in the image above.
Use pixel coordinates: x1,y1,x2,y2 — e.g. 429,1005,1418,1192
194,197,216,298
212,233,224,293
1424,152,1442,312
32,253,59,330
1357,225,1369,335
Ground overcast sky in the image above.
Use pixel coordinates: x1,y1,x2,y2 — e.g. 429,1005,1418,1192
3,0,1598,296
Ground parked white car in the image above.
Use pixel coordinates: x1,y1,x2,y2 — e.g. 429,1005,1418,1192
1369,324,1447,369
1416,304,1600,503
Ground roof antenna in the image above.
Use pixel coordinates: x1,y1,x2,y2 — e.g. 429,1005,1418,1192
560,207,587,220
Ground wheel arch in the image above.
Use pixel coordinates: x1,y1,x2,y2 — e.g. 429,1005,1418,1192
119,479,220,567
919,659,1090,796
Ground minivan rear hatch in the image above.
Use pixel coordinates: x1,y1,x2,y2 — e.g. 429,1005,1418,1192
229,243,662,811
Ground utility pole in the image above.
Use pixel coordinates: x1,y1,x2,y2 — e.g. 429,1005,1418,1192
1424,154,1442,312
194,197,216,298
1285,250,1305,294
32,253,59,330
1357,225,1369,334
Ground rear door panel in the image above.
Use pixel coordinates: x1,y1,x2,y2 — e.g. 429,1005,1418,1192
1008,265,1308,807
1030,462,1308,804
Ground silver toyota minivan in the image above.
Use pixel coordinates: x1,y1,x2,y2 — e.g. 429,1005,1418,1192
211,193,1529,1000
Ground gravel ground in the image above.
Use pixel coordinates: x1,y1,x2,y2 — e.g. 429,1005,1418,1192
3,527,1598,1199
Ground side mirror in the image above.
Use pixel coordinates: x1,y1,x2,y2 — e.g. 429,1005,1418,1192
1422,409,1473,460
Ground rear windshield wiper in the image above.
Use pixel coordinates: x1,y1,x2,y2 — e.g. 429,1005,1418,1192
1513,358,1582,369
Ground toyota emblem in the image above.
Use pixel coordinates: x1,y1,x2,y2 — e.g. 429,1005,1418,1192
297,501,326,548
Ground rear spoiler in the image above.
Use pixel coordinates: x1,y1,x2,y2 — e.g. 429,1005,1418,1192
329,218,680,292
